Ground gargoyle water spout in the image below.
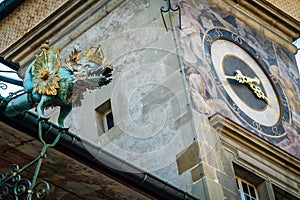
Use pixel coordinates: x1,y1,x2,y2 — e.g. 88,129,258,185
0,42,113,127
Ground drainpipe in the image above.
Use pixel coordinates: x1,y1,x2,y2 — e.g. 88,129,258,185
0,0,25,21
0,111,200,200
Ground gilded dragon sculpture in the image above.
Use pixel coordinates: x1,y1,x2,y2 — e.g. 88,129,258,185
0,41,113,128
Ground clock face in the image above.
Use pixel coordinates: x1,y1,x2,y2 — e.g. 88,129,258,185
204,28,290,138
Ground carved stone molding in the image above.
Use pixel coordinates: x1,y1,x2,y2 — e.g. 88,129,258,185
211,0,300,54
1,0,124,76
209,113,300,197
265,0,300,21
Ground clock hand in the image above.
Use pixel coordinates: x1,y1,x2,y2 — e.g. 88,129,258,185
249,83,272,105
237,70,261,85
224,70,246,83
246,76,260,85
225,70,260,84
225,70,271,104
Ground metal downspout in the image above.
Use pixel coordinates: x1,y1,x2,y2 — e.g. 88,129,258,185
0,111,200,200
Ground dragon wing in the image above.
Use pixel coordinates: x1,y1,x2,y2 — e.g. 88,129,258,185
72,64,113,107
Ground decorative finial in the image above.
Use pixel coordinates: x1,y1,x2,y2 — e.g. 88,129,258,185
41,40,50,51
160,0,181,31
69,47,81,65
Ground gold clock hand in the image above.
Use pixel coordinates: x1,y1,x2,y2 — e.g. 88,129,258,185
224,74,240,81
236,70,261,85
225,70,260,84
245,77,260,85
224,70,245,83
225,70,271,104
249,83,272,105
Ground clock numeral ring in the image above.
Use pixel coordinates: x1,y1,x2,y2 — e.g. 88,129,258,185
272,126,280,136
232,103,241,113
253,121,262,131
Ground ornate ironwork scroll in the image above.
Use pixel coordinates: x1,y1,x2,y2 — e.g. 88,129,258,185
0,82,7,90
160,0,181,31
0,120,63,200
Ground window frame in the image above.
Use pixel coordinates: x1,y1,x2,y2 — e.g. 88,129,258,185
235,176,259,200
102,108,114,132
95,99,114,134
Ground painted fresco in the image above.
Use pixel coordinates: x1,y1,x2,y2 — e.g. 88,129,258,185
179,0,300,159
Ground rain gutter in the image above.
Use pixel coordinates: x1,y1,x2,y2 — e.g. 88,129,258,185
0,111,200,200
0,58,19,72
0,75,23,86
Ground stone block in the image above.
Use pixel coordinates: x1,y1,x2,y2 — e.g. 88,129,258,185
176,140,203,175
192,177,224,200
204,146,218,169
220,149,236,177
222,187,239,200
191,162,217,182
215,149,224,172
216,170,237,193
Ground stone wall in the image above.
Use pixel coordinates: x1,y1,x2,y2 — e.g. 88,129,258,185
58,0,197,194
176,0,300,199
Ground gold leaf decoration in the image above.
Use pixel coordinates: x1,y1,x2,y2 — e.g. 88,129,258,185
86,45,106,65
32,46,61,95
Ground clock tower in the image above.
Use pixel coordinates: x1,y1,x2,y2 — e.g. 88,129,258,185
1,0,299,199
176,0,300,199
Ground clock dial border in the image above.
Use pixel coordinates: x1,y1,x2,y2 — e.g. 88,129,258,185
203,28,291,138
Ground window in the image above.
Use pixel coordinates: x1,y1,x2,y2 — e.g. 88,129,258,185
233,164,264,200
273,185,299,200
233,163,300,200
103,109,114,131
96,99,114,133
236,176,259,200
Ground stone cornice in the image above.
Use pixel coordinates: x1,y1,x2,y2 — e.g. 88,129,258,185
211,0,300,54
1,0,124,75
238,0,300,40
1,0,81,64
209,113,300,194
264,0,300,22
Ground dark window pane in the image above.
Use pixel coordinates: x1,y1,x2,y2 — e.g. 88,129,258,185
236,178,240,189
106,111,114,130
249,185,256,197
242,181,249,194
244,194,251,200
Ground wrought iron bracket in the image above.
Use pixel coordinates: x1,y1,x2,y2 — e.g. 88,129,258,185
0,82,7,90
0,120,63,200
160,0,182,31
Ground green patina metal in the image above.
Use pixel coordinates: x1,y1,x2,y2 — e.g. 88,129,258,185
0,41,113,199
0,42,113,127
0,120,61,200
